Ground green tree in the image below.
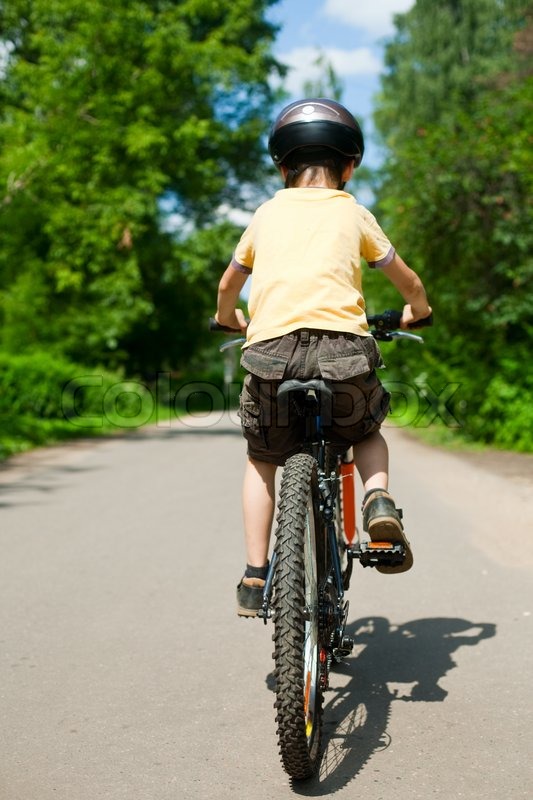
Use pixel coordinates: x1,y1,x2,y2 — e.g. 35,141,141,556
0,0,282,372
372,0,533,449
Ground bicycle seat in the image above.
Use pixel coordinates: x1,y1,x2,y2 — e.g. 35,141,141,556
277,379,334,421
277,379,333,401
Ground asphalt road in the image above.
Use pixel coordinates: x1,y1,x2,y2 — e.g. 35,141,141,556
1,413,532,800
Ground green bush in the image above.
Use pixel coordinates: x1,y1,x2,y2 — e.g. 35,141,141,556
377,338,533,453
471,354,533,451
0,351,155,459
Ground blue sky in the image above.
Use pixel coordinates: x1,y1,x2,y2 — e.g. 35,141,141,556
267,0,416,166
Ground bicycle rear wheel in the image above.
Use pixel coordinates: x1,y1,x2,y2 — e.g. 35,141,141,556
272,453,325,780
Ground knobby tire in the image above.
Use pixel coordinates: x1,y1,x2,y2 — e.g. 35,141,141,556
272,453,325,780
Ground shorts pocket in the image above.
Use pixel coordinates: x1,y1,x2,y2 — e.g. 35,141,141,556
240,338,292,379
317,336,371,380
239,398,262,431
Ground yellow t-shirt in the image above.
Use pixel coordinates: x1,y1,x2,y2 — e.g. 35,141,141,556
233,188,394,346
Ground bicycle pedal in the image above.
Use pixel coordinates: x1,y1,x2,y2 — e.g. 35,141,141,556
333,635,354,660
349,541,405,568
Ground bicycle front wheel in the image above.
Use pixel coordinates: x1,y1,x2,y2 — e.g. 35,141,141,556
272,453,325,780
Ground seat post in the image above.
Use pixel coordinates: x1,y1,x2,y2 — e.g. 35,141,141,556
276,379,333,461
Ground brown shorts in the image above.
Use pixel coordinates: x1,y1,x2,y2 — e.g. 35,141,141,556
239,330,390,466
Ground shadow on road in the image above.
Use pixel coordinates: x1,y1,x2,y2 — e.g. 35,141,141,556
266,615,496,796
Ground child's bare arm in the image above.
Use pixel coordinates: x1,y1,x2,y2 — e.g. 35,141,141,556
381,253,432,327
215,265,249,331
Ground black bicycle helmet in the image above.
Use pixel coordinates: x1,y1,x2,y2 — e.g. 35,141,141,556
268,98,365,167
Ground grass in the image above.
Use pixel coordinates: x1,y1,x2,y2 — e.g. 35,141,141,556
0,405,172,462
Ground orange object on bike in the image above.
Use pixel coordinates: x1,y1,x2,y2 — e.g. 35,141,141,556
340,459,356,543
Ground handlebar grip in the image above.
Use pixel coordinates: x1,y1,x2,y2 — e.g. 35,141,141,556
209,317,243,333
408,312,433,329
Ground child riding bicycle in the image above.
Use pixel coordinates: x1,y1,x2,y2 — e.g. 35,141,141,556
214,98,432,617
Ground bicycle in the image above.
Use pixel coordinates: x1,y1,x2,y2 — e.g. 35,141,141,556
210,310,431,780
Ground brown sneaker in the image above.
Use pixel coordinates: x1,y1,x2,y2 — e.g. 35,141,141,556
362,489,413,574
236,577,265,617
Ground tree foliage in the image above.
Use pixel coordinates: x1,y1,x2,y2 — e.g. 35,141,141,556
0,0,281,372
372,0,533,449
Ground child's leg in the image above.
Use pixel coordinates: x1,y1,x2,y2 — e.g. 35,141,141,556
242,456,277,567
353,430,389,491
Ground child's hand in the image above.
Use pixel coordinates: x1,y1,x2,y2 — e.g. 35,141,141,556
400,304,432,329
215,308,248,332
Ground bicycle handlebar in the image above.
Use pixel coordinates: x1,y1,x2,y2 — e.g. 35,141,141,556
210,311,433,334
209,310,433,346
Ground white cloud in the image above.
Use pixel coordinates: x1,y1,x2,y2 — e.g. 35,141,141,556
323,0,415,37
216,203,253,227
279,46,381,95
0,41,14,78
